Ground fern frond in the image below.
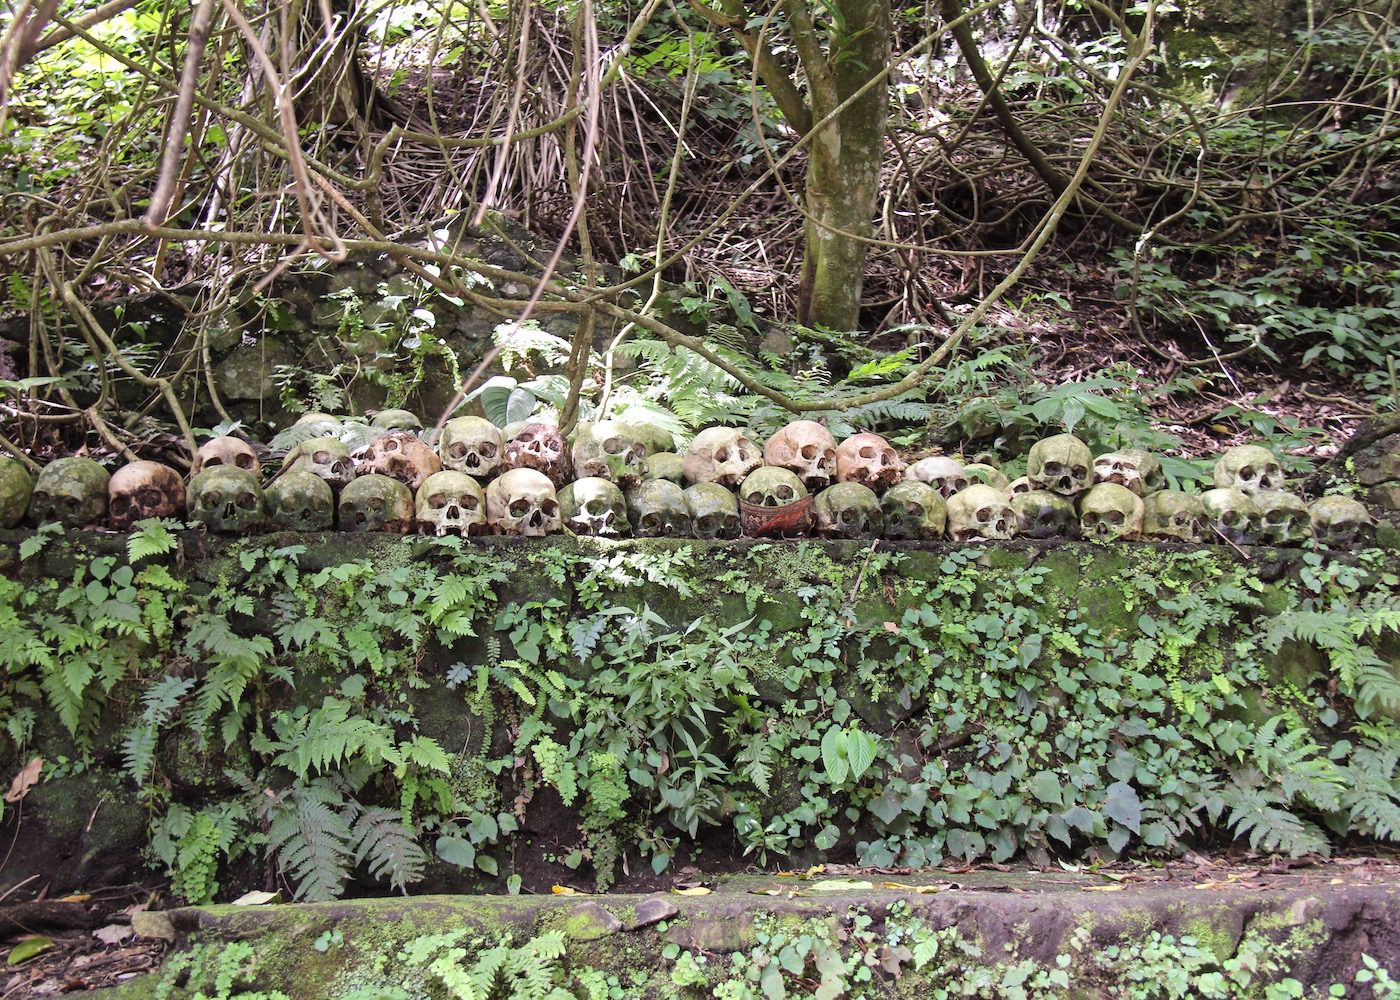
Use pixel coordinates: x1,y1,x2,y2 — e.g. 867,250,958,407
1220,787,1330,856
351,806,427,890
264,782,354,901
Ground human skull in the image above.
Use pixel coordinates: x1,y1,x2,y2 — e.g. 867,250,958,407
963,463,1011,492
946,484,1016,542
627,480,693,538
906,456,969,498
835,433,904,494
439,417,504,479
371,408,423,431
814,483,884,539
0,457,32,529
1078,483,1144,541
1026,434,1093,497
266,469,334,531
684,483,741,540
623,423,675,457
1254,490,1310,546
683,427,763,489
1213,445,1284,495
1200,488,1260,545
186,466,265,534
293,411,343,438
504,423,572,488
415,470,486,537
560,478,629,538
283,436,355,492
1309,495,1375,549
572,421,647,488
1093,449,1164,496
1143,491,1204,543
338,474,415,533
644,452,685,484
352,430,442,491
1011,490,1078,540
881,481,947,540
486,468,561,536
1009,476,1033,495
29,457,110,528
740,467,809,509
763,420,838,491
193,436,259,477
108,460,185,530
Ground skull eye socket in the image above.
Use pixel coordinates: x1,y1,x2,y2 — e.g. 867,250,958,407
603,437,622,454
715,447,730,463
235,454,255,470
1172,513,1187,525
236,492,256,509
1044,462,1063,475
1240,466,1254,480
540,500,559,517
1072,466,1086,479
858,446,875,459
313,450,332,465
880,451,895,466
905,501,923,516
449,442,467,459
138,487,162,506
509,498,531,516
205,456,224,468
775,485,793,501
800,445,818,460
204,489,224,507
744,491,763,506
975,506,991,520
1221,510,1241,526
428,493,448,508
1266,510,1287,524
478,442,497,459
1108,511,1124,525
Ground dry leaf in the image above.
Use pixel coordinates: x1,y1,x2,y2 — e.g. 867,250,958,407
882,622,900,635
550,885,581,895
672,886,712,896
4,757,43,804
93,924,133,946
1083,885,1125,892
810,879,874,891
231,890,281,906
58,894,91,903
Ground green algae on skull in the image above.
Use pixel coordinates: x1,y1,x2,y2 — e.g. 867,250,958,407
370,408,423,431
187,466,266,533
266,469,335,531
962,463,1011,491
1011,489,1078,539
1143,490,1205,542
282,436,355,492
0,456,34,529
627,479,692,537
573,421,647,488
1026,434,1093,497
643,452,686,485
30,457,110,528
684,482,740,539
1080,482,1145,541
881,480,947,540
1254,490,1310,546
338,473,415,533
1213,444,1283,495
1309,494,1375,549
814,482,883,538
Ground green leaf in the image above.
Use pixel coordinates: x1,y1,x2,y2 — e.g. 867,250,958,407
820,728,849,785
1029,771,1063,806
435,835,476,869
7,936,54,965
844,728,878,782
1104,782,1142,834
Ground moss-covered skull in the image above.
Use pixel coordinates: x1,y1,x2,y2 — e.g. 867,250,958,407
439,417,504,480
283,436,354,492
740,466,809,508
644,452,685,484
109,460,185,530
906,456,969,498
946,484,1016,542
764,420,837,491
352,430,441,491
193,436,259,477
504,423,572,488
1254,490,1310,546
1011,490,1078,540
486,468,561,536
266,469,334,531
338,474,414,533
627,480,693,538
1026,434,1092,497
623,423,675,457
882,480,947,540
963,463,1010,492
1078,483,1144,541
0,457,32,529
293,411,343,438
814,482,884,538
30,457,110,528
415,470,485,537
371,408,423,431
573,421,647,488
560,477,629,538
1213,444,1283,495
835,433,904,494
1093,449,1164,496
1308,495,1375,549
1009,476,1033,495
187,466,265,534
684,482,740,540
1200,488,1260,545
1143,490,1204,543
683,427,762,489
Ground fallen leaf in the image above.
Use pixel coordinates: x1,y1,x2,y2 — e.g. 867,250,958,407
750,889,784,896
882,622,900,635
550,885,581,895
4,757,43,804
810,879,874,891
231,890,281,906
93,925,133,946
57,894,91,903
1083,885,1125,892
672,886,712,896
7,937,54,966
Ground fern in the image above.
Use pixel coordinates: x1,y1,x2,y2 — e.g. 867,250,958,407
350,806,427,891
185,613,276,736
122,674,196,783
262,780,355,902
1218,786,1330,856
268,698,395,779
1340,723,1400,841
126,519,180,563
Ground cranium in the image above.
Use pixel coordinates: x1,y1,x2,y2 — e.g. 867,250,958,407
813,483,884,538
439,417,504,479
503,422,572,488
1143,491,1204,543
560,477,629,538
1254,490,1310,546
371,408,423,431
684,483,741,540
963,463,1010,492
486,468,561,536
1009,476,1033,495
1200,488,1260,545
1078,483,1144,541
338,474,415,533
266,469,334,531
627,480,693,538
0,457,33,529
906,456,969,498
29,457,110,528
293,411,344,438
352,430,442,491
1093,449,1164,496
1309,495,1375,549
763,420,838,491
572,421,647,488
186,466,265,534
108,460,185,530
946,484,1016,542
881,481,947,540
193,436,259,477
683,427,762,489
1213,445,1284,495
1026,434,1093,497
644,452,686,484
835,433,905,494
415,470,486,537
623,423,675,457
1011,490,1078,540
282,436,355,492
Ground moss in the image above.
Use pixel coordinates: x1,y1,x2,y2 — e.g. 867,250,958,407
1182,911,1243,963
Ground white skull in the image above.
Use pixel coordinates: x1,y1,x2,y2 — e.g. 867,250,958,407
283,436,355,492
1079,483,1145,541
1093,449,1164,496
835,433,904,494
352,430,442,491
440,417,504,479
683,427,763,489
945,484,1016,542
415,470,486,537
763,420,838,491
560,477,629,537
906,456,969,498
108,460,185,530
1026,434,1093,497
1213,445,1284,495
193,436,259,477
486,468,561,536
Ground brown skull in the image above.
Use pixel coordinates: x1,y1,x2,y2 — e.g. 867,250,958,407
763,420,838,491
108,460,185,530
193,436,259,477
835,433,905,494
351,430,442,491
503,423,573,488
